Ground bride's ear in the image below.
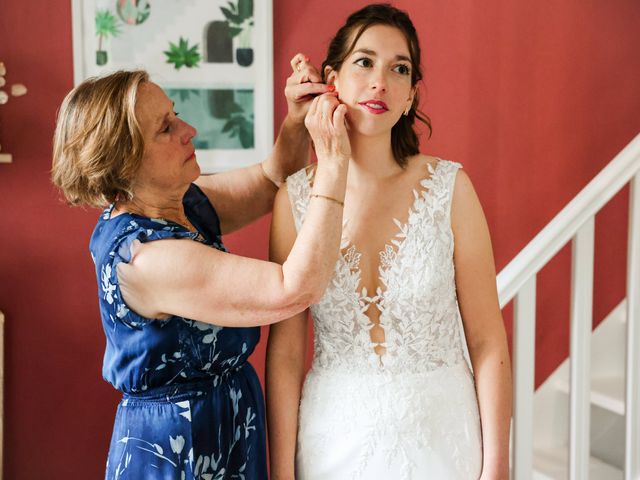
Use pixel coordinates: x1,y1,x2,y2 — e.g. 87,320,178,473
406,87,417,111
324,66,338,88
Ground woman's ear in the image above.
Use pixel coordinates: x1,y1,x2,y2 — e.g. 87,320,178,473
324,66,337,87
407,87,416,109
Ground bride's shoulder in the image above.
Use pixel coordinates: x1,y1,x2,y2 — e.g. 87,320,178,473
409,155,469,184
406,153,452,171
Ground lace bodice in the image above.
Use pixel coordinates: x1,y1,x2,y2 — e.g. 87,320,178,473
287,160,469,375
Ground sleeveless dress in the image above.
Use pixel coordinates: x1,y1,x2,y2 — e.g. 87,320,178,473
286,160,482,480
90,184,267,480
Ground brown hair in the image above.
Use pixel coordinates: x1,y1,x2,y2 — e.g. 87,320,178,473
322,3,432,167
52,70,149,208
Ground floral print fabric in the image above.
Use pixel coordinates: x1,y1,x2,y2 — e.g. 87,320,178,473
90,184,266,480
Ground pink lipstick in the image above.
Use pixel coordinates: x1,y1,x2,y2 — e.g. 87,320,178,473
358,100,389,114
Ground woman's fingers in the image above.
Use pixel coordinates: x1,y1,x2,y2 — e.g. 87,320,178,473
289,53,308,71
320,95,337,124
297,64,322,84
332,104,348,133
285,53,331,124
289,53,321,84
304,93,351,160
286,82,335,102
307,95,320,120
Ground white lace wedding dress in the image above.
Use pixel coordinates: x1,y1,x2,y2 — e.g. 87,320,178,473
286,160,483,480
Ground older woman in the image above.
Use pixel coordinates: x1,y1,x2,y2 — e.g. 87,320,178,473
51,56,350,480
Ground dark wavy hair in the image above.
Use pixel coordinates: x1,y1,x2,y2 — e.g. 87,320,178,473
322,3,432,167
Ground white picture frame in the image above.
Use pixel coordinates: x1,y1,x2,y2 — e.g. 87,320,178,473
71,0,273,173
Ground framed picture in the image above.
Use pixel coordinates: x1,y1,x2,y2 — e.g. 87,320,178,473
71,0,273,173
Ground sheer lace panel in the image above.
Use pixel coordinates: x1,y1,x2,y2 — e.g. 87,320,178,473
286,160,466,374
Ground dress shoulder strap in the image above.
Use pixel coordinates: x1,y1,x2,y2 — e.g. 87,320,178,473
431,159,462,219
285,166,316,232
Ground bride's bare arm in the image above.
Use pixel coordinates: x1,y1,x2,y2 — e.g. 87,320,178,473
451,169,512,480
266,185,309,479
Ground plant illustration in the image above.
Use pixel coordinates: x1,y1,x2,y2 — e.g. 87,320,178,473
164,37,202,70
220,0,254,48
117,0,151,26
95,9,121,66
174,89,201,103
221,101,254,149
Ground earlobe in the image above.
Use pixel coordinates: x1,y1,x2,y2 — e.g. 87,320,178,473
404,90,416,115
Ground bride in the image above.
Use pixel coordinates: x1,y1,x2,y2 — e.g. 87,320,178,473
266,4,512,479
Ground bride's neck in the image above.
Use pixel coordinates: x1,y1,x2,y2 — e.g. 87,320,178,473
348,132,403,183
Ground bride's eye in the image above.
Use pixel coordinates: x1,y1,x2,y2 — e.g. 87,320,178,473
354,57,374,68
393,64,411,76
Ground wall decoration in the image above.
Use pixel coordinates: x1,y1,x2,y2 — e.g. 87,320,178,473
72,0,273,173
0,61,28,164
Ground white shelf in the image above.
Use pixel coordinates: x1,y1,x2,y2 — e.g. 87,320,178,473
555,374,625,415
534,446,623,480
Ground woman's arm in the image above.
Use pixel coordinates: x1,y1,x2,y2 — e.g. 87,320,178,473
451,170,512,480
266,185,309,479
196,54,333,234
116,94,350,327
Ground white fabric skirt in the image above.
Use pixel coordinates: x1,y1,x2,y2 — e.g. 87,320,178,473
296,362,483,480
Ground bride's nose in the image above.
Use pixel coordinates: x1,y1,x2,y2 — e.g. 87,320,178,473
369,70,388,92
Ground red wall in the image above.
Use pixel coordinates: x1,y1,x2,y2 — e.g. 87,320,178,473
1,1,639,477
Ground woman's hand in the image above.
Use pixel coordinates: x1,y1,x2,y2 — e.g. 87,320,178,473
285,53,334,125
304,93,350,162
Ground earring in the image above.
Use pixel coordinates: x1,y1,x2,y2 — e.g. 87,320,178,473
403,105,411,116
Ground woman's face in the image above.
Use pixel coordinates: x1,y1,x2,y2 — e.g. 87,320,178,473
327,24,415,138
134,82,199,194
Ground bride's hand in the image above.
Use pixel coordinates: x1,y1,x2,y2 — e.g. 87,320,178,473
285,53,335,125
304,93,350,162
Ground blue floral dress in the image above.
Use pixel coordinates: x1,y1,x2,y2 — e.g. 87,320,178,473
90,184,267,480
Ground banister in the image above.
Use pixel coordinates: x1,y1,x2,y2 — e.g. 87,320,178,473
497,133,640,308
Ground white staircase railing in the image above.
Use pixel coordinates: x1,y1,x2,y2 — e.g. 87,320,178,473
497,133,640,480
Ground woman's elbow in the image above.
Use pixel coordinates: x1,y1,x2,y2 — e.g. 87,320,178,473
275,289,315,316
272,280,321,317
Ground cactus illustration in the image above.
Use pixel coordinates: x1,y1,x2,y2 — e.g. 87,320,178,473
164,37,202,70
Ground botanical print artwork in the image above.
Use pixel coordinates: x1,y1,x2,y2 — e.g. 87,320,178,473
117,0,151,26
87,0,255,72
73,0,272,172
166,89,254,149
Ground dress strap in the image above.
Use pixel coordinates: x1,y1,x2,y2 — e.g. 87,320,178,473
434,160,462,220
285,167,315,232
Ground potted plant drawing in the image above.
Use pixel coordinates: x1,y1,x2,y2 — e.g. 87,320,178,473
95,9,121,66
221,101,254,148
220,0,254,67
164,37,202,70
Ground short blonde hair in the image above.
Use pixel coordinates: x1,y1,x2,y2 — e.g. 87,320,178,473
52,70,149,208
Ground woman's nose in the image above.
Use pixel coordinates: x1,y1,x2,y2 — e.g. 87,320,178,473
180,119,197,144
370,70,388,92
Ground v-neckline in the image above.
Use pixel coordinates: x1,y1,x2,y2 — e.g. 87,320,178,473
337,159,443,306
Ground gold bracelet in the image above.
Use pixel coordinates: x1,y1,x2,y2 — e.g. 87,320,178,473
259,162,283,188
310,193,344,207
